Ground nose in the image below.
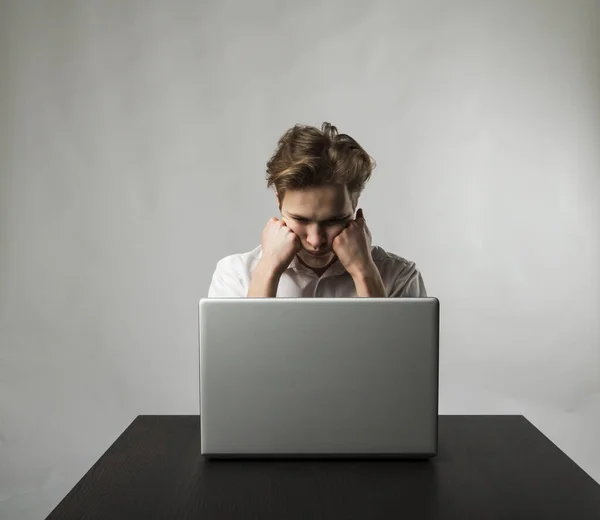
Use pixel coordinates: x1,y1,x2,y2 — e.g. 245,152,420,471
306,225,326,250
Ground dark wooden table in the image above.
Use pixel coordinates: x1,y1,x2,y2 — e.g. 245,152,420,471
45,415,600,519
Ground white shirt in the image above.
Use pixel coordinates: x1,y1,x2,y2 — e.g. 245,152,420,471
208,245,427,298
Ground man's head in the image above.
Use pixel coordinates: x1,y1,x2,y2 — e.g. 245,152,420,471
266,122,375,269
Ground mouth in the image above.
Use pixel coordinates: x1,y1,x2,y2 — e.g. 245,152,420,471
306,250,329,257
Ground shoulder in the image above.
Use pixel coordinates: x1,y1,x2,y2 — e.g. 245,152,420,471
371,245,419,276
208,246,264,297
213,245,263,276
370,245,427,297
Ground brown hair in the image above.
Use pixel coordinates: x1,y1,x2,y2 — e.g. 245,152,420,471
266,122,376,209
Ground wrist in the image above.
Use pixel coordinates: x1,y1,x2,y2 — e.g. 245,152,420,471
256,259,284,280
351,262,387,298
248,260,283,298
348,259,378,280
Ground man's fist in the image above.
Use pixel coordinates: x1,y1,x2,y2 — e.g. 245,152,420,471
332,208,375,277
259,217,302,276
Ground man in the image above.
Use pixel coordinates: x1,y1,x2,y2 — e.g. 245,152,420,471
208,122,427,298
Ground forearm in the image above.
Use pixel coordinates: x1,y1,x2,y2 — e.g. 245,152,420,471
247,261,281,297
351,265,387,297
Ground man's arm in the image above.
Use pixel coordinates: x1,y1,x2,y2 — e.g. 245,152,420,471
247,261,282,297
351,264,387,297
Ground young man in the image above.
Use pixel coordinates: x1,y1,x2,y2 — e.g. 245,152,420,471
208,122,427,298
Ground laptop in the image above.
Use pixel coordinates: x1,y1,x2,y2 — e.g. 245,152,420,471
199,297,439,458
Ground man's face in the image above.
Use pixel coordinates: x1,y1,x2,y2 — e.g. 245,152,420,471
278,184,356,269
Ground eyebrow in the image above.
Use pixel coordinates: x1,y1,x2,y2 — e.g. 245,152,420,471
287,213,353,222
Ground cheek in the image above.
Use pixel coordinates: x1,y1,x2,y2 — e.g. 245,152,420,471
283,219,301,235
327,225,345,242
294,225,310,240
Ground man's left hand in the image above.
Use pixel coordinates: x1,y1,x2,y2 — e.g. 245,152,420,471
332,208,377,278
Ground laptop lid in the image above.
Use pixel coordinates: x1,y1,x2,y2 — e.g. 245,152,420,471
199,297,439,458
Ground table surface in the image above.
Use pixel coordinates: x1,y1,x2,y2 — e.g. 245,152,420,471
45,415,600,520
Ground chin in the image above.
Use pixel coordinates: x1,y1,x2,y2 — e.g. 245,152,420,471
301,251,334,264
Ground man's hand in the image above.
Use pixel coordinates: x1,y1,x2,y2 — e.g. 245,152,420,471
332,208,376,277
248,217,302,297
259,217,302,276
332,208,386,297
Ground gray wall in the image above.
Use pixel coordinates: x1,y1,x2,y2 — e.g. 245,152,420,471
1,1,599,518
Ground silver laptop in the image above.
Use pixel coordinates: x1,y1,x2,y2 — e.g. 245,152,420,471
199,297,439,458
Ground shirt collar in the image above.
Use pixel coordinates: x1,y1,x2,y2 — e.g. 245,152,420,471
288,254,347,277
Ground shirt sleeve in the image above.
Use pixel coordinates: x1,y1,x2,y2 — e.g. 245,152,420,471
389,267,428,298
207,258,247,297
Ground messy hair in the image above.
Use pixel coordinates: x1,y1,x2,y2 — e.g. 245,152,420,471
266,122,376,209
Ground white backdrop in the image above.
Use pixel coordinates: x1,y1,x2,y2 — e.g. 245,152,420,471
1,1,599,518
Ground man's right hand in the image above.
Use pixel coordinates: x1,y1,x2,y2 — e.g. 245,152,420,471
259,217,302,276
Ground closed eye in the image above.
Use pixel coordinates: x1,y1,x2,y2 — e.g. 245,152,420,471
294,217,346,225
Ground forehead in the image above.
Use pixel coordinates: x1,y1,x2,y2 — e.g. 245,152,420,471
281,185,353,219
